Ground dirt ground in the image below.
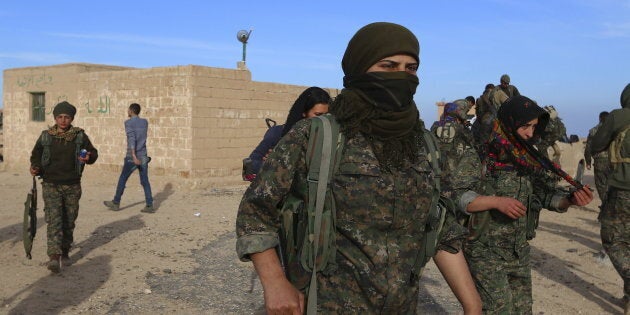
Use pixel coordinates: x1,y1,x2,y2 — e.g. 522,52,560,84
0,142,625,314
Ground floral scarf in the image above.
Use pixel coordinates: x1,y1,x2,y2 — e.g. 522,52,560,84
47,125,84,142
486,96,582,188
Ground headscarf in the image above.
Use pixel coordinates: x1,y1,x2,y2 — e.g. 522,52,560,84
46,125,84,142
330,22,423,171
436,99,469,127
487,95,582,188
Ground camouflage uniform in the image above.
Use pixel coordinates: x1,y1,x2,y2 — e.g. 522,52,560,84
584,123,612,203
537,117,566,162
590,84,630,305
451,143,571,314
431,106,477,199
451,97,567,314
472,88,497,146
42,183,81,256
236,118,465,313
30,123,98,258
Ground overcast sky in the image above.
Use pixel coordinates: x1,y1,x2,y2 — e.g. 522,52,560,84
1,0,629,136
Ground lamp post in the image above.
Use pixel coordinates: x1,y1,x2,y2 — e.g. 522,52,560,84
236,29,252,69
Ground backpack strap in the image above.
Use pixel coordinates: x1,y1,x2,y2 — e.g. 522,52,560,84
304,114,343,315
413,128,447,272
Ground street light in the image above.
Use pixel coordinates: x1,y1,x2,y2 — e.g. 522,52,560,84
237,29,252,63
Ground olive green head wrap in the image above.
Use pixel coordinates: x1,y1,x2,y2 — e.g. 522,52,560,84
342,22,420,77
332,22,424,171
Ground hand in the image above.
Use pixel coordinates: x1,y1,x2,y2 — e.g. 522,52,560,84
29,166,40,176
133,156,141,165
78,152,90,164
570,185,594,206
494,196,527,219
586,164,591,170
262,148,273,162
263,278,305,315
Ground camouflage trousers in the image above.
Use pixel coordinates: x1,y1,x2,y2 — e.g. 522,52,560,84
42,182,82,256
593,157,611,204
464,242,532,315
600,188,630,299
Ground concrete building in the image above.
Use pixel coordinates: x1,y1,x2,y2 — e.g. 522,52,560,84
2,63,339,186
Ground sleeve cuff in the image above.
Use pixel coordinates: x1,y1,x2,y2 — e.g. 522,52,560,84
459,190,480,215
236,232,279,261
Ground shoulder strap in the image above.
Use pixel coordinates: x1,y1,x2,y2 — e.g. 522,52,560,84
304,114,343,315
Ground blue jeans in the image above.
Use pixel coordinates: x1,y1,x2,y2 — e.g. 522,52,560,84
113,156,153,206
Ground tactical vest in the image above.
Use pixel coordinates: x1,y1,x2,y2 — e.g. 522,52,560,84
39,130,85,177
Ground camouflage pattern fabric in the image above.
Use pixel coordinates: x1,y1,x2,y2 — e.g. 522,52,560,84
464,240,532,314
431,122,476,199
538,118,566,148
600,188,630,300
585,123,612,202
236,118,465,313
593,156,612,203
42,182,81,256
454,160,568,313
472,91,496,147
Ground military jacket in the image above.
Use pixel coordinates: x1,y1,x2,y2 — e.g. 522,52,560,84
591,107,630,190
431,122,476,197
585,123,609,165
450,146,568,251
236,117,464,312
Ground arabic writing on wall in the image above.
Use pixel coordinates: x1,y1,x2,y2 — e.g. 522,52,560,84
86,95,111,114
17,74,53,88
46,95,112,115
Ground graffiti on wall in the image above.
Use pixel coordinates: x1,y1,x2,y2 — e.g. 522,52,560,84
45,95,112,115
86,95,111,114
17,74,53,88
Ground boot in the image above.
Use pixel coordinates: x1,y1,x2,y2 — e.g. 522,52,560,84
47,254,61,273
61,248,72,266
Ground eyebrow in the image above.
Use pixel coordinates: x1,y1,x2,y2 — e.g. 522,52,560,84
379,59,418,65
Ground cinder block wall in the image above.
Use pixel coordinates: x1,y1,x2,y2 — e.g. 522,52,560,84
2,63,339,186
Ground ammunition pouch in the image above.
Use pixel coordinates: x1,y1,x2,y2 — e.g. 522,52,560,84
279,194,310,289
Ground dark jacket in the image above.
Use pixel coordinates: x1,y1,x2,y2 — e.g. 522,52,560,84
591,84,630,190
30,127,98,185
248,125,283,174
